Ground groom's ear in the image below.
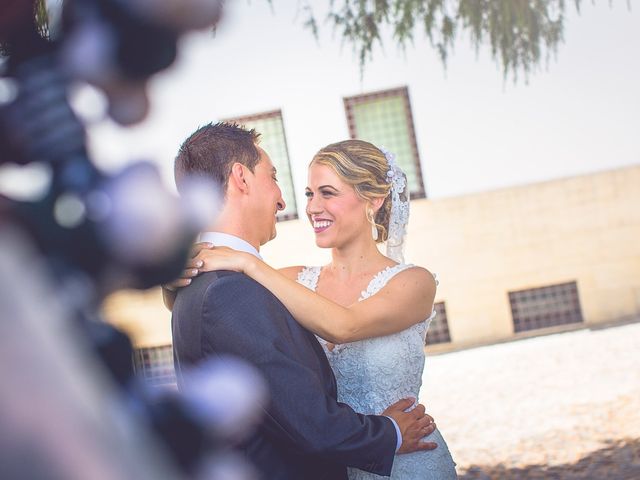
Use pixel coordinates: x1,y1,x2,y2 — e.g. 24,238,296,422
229,162,250,194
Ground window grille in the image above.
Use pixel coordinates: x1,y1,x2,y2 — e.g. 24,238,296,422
133,345,176,387
425,301,451,345
344,86,425,198
509,281,583,333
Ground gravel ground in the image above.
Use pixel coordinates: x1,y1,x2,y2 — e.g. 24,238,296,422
420,322,640,479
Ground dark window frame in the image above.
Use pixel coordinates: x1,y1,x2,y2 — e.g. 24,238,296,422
509,281,584,333
133,345,176,387
425,301,452,345
343,86,426,199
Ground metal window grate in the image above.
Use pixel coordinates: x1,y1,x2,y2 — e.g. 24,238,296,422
509,281,584,333
224,110,298,221
344,86,425,199
133,345,176,387
425,302,451,345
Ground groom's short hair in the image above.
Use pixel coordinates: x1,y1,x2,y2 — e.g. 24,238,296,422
174,121,261,194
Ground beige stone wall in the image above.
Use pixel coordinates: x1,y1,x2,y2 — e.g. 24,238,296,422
102,287,172,348
406,165,640,346
103,164,640,349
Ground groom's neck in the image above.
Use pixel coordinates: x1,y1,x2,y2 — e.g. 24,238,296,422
207,207,260,252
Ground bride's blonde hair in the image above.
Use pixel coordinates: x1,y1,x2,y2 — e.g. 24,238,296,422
310,139,392,243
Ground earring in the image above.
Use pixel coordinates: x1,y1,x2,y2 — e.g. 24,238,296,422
367,208,378,241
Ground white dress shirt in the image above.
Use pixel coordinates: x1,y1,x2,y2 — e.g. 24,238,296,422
198,232,262,259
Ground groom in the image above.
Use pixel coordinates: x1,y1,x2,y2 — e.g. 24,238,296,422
171,122,437,479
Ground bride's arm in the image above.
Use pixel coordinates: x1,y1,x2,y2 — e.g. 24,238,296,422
197,248,437,343
160,245,302,311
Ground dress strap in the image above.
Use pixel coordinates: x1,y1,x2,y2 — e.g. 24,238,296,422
359,263,416,300
296,266,321,291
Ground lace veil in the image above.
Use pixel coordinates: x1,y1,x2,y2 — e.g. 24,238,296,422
379,147,410,264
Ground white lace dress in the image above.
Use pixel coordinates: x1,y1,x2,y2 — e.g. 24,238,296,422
297,264,458,479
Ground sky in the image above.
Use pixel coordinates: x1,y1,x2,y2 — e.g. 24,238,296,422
2,1,639,203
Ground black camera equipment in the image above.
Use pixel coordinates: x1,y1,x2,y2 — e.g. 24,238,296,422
0,1,265,478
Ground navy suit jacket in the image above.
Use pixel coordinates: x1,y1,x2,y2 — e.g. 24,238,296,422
172,270,397,479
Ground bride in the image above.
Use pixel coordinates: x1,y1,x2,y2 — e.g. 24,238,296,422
165,139,457,479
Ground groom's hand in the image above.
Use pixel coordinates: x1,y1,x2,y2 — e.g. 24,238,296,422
382,398,438,454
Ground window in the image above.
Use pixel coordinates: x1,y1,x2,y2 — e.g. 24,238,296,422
425,302,451,345
133,345,176,387
344,86,425,198
509,281,584,333
224,110,298,221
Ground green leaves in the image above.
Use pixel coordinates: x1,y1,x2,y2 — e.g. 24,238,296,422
23,0,587,83
297,0,584,82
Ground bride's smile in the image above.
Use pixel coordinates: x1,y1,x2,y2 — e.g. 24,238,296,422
312,218,333,233
305,163,372,248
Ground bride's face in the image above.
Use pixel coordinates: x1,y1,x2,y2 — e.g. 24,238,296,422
305,163,370,248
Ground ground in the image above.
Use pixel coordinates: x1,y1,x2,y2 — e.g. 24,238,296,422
421,322,640,479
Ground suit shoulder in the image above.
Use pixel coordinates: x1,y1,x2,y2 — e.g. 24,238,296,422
202,270,261,289
202,270,279,304
200,271,296,333
177,270,253,303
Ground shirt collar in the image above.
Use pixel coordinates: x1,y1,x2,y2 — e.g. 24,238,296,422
198,232,262,260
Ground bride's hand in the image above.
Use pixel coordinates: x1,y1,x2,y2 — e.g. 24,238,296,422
163,242,213,291
162,242,213,311
194,246,254,274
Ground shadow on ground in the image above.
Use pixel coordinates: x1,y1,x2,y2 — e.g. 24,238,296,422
459,438,640,480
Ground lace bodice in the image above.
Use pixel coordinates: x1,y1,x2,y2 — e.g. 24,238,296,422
297,264,433,412
297,264,456,479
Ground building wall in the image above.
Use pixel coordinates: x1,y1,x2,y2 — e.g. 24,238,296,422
406,164,640,347
103,165,640,350
102,287,172,348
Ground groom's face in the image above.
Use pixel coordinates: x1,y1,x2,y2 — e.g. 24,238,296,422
246,147,286,245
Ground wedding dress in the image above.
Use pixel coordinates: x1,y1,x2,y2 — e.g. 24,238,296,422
297,263,458,479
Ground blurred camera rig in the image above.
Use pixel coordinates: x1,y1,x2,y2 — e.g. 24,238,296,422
0,1,265,479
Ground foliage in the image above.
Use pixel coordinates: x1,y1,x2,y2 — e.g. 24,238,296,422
296,0,586,82
0,0,49,57
34,0,50,39
19,0,598,81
